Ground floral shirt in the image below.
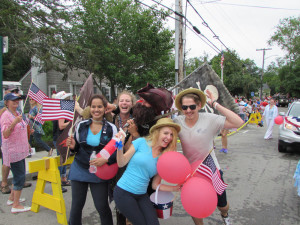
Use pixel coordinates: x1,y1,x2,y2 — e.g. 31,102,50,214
29,106,44,135
0,110,29,166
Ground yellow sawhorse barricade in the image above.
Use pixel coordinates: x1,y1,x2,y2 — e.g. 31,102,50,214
28,156,74,225
248,112,262,125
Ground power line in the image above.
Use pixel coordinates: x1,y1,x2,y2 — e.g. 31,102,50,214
187,0,229,51
136,0,181,22
210,2,300,11
137,0,221,54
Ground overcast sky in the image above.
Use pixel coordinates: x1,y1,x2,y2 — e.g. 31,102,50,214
142,0,300,69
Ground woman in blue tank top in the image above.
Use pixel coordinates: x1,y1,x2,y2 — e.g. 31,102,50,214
114,118,181,225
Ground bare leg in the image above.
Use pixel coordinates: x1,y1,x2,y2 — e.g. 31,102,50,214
221,129,229,149
192,217,204,225
1,164,10,187
12,189,24,209
218,203,230,217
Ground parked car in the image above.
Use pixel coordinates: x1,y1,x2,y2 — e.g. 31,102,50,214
278,101,300,152
278,96,289,107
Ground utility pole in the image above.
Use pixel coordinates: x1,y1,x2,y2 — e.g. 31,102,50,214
175,0,184,94
256,48,272,100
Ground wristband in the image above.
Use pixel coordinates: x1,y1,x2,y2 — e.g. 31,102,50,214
212,100,217,107
214,103,219,110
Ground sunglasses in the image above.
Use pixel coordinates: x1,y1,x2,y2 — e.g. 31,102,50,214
182,104,197,110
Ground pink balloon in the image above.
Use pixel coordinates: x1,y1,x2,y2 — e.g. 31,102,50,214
190,160,212,184
95,155,118,180
157,151,191,184
181,177,217,218
274,116,284,125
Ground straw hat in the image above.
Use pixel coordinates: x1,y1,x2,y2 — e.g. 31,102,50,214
149,118,181,134
175,88,206,110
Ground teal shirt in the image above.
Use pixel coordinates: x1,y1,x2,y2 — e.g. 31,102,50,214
117,138,158,194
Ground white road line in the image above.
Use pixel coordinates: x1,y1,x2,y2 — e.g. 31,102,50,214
242,130,249,134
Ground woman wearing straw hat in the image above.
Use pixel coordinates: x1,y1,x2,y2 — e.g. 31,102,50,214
174,88,243,225
113,118,181,225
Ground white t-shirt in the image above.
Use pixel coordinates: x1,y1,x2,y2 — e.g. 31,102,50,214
174,113,226,169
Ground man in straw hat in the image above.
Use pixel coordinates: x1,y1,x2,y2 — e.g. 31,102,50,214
174,88,243,225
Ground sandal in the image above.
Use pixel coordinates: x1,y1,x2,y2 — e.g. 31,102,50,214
1,185,11,194
61,181,71,186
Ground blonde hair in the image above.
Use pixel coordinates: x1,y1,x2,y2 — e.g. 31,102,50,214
117,91,136,106
146,126,178,153
29,98,42,109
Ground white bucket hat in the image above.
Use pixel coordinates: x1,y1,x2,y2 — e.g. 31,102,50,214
55,91,72,99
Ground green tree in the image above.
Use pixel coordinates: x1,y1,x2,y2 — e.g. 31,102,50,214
269,16,300,97
269,16,300,62
32,0,175,97
210,51,260,98
0,0,69,81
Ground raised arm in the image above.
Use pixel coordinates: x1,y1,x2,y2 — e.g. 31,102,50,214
205,90,244,129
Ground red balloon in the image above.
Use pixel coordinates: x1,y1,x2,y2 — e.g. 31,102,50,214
274,116,284,125
95,155,118,180
157,151,191,184
181,177,217,218
190,160,212,184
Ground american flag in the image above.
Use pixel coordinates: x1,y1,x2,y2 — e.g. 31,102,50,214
220,52,225,69
28,83,48,105
42,98,75,121
195,154,228,195
35,112,44,125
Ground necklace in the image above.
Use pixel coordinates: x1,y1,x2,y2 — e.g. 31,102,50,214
92,119,103,124
117,114,132,129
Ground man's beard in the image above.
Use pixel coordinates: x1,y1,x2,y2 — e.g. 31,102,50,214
132,103,156,125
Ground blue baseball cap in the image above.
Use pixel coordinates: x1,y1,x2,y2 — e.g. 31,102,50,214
4,93,23,101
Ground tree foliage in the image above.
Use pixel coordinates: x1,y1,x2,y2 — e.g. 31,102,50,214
0,0,69,81
31,0,175,97
210,51,260,98
268,16,300,97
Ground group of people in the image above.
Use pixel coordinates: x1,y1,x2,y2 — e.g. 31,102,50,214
1,83,245,225
236,96,279,140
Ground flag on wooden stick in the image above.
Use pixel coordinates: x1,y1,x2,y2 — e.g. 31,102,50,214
28,82,48,105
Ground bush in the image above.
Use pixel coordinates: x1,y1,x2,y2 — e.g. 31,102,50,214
41,121,53,143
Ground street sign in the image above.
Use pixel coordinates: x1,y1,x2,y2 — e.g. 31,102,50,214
3,36,8,53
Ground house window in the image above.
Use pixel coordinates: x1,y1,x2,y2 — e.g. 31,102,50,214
48,85,57,97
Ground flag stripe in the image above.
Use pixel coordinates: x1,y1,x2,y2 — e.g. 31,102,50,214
42,98,75,121
28,83,48,105
196,154,228,195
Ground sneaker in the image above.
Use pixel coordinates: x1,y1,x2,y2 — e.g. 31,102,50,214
7,198,26,206
221,214,231,225
11,206,31,213
219,148,225,153
223,148,228,154
62,187,67,193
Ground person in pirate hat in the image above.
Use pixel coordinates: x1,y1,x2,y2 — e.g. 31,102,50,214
174,88,243,225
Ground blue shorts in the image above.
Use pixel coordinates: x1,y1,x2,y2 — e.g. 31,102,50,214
10,159,26,191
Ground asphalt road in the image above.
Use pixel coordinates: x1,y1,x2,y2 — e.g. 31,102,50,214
1,107,300,225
